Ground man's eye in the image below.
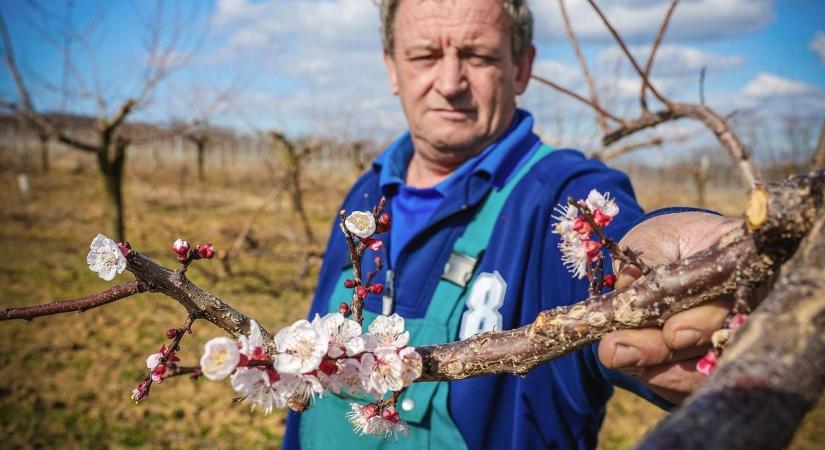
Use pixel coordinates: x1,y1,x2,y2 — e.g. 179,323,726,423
466,54,495,66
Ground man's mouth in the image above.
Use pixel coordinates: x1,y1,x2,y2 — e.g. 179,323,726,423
430,108,476,119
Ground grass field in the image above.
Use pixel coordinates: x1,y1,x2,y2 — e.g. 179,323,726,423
0,152,822,449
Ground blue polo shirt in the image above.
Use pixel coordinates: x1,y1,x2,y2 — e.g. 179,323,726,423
284,110,672,450
378,110,538,267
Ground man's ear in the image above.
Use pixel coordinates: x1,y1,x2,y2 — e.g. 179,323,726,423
514,44,536,95
384,51,400,95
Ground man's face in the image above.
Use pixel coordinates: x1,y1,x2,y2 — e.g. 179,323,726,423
384,0,535,156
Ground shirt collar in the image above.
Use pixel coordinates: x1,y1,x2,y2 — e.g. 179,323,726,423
373,109,539,197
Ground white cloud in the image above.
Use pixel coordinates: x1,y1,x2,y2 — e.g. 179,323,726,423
532,0,774,43
741,73,818,99
597,45,744,76
810,31,825,65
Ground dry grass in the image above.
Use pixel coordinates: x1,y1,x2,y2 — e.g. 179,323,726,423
0,153,822,449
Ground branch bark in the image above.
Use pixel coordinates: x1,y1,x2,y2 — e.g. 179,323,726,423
0,280,144,321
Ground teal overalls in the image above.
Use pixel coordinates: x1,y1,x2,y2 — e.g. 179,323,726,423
299,145,554,449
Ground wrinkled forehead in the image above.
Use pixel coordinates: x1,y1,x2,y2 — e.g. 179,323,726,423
394,0,508,44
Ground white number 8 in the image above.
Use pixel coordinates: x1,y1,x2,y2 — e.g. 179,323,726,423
459,272,506,340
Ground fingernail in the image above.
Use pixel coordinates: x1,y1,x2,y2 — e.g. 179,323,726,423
612,344,641,367
673,329,702,349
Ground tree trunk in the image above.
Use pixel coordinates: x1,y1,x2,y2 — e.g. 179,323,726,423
98,141,127,242
196,141,206,181
39,133,49,173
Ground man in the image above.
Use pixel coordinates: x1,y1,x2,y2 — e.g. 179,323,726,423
284,0,738,448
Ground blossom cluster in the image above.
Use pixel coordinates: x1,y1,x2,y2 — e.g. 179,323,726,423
552,190,620,279
198,313,420,438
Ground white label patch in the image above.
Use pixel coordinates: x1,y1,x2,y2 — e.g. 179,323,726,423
459,271,506,340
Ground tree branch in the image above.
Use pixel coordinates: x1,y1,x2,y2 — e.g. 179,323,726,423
415,170,822,380
640,0,679,112
590,137,663,161
602,103,760,188
585,0,670,107
0,280,144,321
558,0,610,133
531,74,626,125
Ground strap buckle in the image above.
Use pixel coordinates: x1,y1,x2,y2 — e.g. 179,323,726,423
441,252,478,288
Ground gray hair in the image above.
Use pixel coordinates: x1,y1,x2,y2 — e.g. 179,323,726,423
380,0,534,59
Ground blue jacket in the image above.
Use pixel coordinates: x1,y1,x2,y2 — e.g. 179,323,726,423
284,111,671,449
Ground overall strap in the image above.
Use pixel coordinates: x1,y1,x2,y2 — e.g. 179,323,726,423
425,143,555,322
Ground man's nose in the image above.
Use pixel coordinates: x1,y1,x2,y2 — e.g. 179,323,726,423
434,54,467,98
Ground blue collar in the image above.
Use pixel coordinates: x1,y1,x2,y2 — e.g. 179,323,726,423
373,109,540,198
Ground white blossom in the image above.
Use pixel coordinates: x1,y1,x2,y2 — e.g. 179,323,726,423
551,203,579,242
312,313,362,358
281,373,325,405
366,314,410,351
365,415,409,440
347,404,409,440
345,211,376,239
238,320,265,356
86,234,127,281
200,337,241,381
585,189,619,217
274,319,329,374
360,348,404,396
398,347,422,386
146,352,163,370
230,367,288,414
559,238,589,279
347,403,378,436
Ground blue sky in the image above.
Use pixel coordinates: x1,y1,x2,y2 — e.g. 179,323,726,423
2,0,824,157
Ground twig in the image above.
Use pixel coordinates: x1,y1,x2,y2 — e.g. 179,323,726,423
557,0,609,133
0,280,145,321
569,197,651,274
530,74,626,125
640,0,679,112
585,0,671,107
590,137,664,161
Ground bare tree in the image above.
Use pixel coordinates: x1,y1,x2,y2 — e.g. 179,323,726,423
533,0,760,189
0,1,205,241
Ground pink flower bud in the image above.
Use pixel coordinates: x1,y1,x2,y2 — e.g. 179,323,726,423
374,256,382,267
197,243,215,259
582,240,602,260
117,242,132,257
339,302,351,316
728,313,748,330
172,239,190,259
356,286,368,299
131,381,149,401
572,216,592,235
593,209,613,228
366,238,383,251
362,403,379,419
371,283,384,295
696,350,718,376
166,328,178,339
603,274,616,288
344,279,356,288
377,213,392,232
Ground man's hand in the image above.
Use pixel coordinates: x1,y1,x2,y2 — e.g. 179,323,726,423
598,211,743,404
